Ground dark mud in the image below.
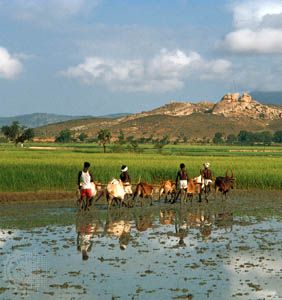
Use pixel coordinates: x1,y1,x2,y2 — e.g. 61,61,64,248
0,190,281,300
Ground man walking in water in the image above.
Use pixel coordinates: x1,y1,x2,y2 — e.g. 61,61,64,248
78,162,94,211
172,163,188,203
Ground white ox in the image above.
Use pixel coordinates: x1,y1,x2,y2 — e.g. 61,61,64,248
106,179,132,208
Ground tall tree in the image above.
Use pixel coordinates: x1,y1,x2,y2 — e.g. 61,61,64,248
213,132,224,144
97,129,111,153
1,121,21,142
55,129,73,143
273,131,282,143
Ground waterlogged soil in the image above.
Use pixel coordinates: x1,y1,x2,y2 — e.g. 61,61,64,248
0,191,282,300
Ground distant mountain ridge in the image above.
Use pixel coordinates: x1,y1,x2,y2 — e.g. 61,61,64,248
0,113,92,128
0,112,130,128
35,93,282,140
250,91,282,105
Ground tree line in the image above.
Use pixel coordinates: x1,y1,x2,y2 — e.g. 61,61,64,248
1,121,34,144
213,130,282,145
54,128,282,153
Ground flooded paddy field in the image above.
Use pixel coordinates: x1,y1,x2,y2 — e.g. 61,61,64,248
0,191,282,300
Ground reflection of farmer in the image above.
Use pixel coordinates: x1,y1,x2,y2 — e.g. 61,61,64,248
76,223,94,260
77,162,94,211
175,209,188,246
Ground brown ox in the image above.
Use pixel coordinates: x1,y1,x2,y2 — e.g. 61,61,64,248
186,179,202,202
214,170,235,198
159,180,176,202
133,182,154,206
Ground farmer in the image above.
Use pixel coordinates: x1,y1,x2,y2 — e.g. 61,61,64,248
120,165,131,184
173,163,188,202
77,162,94,211
201,162,213,196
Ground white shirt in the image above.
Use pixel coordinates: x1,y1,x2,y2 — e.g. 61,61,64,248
80,171,92,189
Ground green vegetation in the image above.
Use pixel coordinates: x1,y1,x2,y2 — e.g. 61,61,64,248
0,143,282,192
1,121,34,144
213,130,281,146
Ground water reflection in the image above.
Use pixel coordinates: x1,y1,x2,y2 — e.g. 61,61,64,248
1,195,281,300
76,214,103,260
105,211,132,250
75,206,235,256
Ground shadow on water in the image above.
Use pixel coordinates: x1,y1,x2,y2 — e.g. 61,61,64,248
0,190,282,299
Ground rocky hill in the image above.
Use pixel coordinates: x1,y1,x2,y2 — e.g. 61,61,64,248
34,93,282,140
120,93,282,122
213,93,282,120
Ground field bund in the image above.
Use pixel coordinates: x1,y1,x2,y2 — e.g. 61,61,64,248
0,144,281,200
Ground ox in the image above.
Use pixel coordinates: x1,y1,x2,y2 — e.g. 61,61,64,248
133,182,154,206
214,170,235,198
159,180,176,202
106,179,129,209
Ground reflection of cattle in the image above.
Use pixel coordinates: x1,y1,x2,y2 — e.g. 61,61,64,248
215,170,235,198
160,209,175,225
106,179,128,209
135,215,153,232
215,212,233,232
133,182,154,206
105,220,131,250
159,180,176,202
187,211,212,240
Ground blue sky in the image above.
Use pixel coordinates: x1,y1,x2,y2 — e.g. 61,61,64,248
0,0,282,116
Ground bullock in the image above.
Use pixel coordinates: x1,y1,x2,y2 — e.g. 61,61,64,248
106,179,129,209
214,170,235,198
133,182,154,206
159,180,176,202
186,178,202,202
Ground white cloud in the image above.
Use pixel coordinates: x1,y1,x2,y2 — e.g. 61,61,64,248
233,0,282,29
222,0,282,54
222,28,282,54
61,49,231,92
0,0,99,24
0,47,23,79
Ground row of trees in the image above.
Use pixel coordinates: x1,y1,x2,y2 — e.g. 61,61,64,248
54,128,282,152
1,121,34,144
213,130,282,145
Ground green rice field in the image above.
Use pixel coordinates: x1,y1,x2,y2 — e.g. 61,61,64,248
0,143,281,192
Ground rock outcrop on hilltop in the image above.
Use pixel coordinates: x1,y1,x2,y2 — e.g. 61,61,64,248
212,93,282,120
119,101,214,122
120,92,282,122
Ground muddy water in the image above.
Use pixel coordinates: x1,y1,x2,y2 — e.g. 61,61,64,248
0,191,282,300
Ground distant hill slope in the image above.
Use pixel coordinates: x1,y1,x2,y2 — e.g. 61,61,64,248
250,91,282,105
0,113,93,128
34,93,282,140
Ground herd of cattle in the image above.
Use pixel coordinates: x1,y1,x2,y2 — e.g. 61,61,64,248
78,170,235,210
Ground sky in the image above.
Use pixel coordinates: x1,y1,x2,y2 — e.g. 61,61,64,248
1,0,282,117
